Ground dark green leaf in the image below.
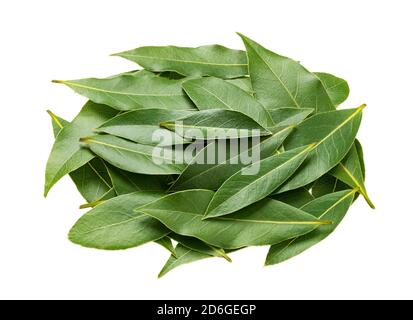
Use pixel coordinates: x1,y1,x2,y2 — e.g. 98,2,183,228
155,237,176,257
205,145,314,218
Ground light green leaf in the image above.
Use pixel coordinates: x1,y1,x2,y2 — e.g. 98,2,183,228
138,190,329,250
277,105,364,193
205,144,314,218
161,109,271,140
315,72,350,107
265,189,355,265
98,109,194,146
158,244,211,278
53,70,196,111
81,134,186,175
170,126,293,191
331,143,375,208
113,45,248,79
182,77,274,128
238,33,334,112
44,101,118,196
225,77,253,94
69,192,167,250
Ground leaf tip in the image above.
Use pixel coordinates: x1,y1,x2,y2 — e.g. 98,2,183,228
358,103,367,111
52,80,64,84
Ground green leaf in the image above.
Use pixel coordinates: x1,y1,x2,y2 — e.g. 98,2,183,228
265,189,356,266
158,244,211,278
80,134,186,175
137,190,330,250
225,77,253,94
170,233,231,261
44,101,118,196
161,109,271,140
331,143,375,208
205,144,314,218
271,187,315,208
53,70,196,111
238,33,334,112
315,72,350,107
98,109,194,146
311,174,343,198
106,164,165,195
354,139,366,179
182,77,274,128
170,126,293,191
69,192,167,250
155,237,177,257
277,105,364,193
113,45,248,79
48,110,117,203
267,108,314,127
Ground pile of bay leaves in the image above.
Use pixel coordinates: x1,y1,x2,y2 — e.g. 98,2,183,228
45,33,374,277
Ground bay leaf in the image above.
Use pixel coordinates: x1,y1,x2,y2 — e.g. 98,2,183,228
155,237,176,257
330,143,375,208
44,101,118,196
80,134,186,175
205,144,314,218
98,108,194,146
170,233,231,261
265,189,356,265
267,107,314,127
113,45,248,79
238,33,335,112
170,126,293,191
182,77,274,128
277,105,365,193
315,72,350,107
106,164,165,195
137,190,329,250
69,191,167,250
161,109,271,140
158,244,211,278
53,70,196,111
271,187,314,208
225,77,253,94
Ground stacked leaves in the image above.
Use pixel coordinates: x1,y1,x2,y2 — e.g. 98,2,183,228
45,33,374,277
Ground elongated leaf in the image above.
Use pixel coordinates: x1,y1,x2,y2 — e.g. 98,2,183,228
311,174,344,198
238,33,334,112
81,135,186,175
315,72,350,107
98,109,194,146
225,77,253,94
155,237,176,257
44,101,118,196
182,77,274,128
170,233,231,261
53,70,195,111
265,189,355,265
69,192,167,250
354,139,366,179
138,190,329,250
267,108,314,127
158,244,211,278
278,106,364,193
331,144,375,208
106,164,165,195
113,45,248,79
205,145,314,218
49,110,117,203
161,109,271,140
171,126,293,191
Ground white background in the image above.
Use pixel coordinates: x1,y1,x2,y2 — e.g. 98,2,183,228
0,0,411,300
